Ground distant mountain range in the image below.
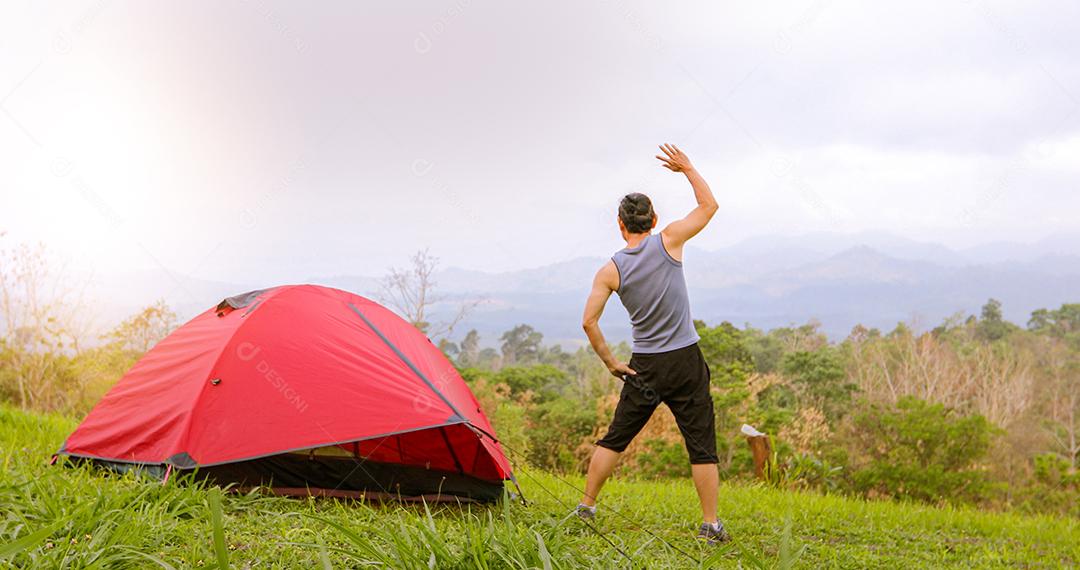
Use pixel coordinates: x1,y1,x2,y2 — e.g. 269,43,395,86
83,231,1080,348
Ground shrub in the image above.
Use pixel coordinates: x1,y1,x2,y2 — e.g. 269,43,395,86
525,398,595,471
781,348,856,420
848,397,998,505
492,365,569,403
634,439,691,479
1013,453,1080,517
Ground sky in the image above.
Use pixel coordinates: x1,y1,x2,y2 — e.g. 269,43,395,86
2,0,1079,285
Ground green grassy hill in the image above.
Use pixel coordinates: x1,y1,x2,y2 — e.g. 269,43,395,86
2,406,1077,569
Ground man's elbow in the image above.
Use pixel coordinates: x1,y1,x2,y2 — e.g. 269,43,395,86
702,202,719,218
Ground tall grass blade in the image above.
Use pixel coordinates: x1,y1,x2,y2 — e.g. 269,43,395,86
208,488,230,570
123,548,180,570
318,543,333,570
777,515,807,570
535,531,553,570
0,520,63,560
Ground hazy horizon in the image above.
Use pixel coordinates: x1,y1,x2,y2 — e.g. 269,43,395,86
3,1,1079,288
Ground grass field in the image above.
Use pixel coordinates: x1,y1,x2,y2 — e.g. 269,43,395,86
2,406,1078,569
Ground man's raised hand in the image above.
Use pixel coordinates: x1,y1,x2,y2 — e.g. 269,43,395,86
656,143,694,173
657,143,717,254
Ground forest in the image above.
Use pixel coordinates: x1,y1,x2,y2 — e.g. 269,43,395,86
3,243,1077,519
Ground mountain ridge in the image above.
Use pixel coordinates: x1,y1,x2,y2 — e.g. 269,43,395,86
76,231,1079,347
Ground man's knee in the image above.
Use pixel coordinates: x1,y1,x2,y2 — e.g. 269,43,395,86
594,439,629,454
684,433,718,464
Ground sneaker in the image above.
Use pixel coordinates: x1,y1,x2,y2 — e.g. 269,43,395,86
574,503,597,521
697,521,731,544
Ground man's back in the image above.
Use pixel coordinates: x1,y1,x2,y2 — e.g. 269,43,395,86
611,233,699,353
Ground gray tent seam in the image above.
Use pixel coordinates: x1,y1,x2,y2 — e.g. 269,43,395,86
346,303,466,421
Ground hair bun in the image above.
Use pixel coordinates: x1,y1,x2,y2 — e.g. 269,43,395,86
619,193,655,233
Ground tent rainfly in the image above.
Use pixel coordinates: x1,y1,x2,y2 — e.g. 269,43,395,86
57,285,517,502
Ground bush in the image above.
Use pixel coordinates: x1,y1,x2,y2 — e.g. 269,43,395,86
525,398,596,471
0,342,137,415
492,365,569,403
1013,453,1080,517
848,397,998,505
634,439,691,479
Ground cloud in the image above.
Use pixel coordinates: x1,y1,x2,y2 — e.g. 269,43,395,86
0,0,1077,285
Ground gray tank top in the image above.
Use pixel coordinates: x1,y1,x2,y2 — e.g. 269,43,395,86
612,233,700,354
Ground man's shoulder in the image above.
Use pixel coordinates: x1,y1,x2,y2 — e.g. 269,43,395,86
596,259,618,277
594,259,619,289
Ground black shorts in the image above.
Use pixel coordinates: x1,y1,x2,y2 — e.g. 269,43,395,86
595,343,718,464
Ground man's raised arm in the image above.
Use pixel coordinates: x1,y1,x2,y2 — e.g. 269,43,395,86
582,261,636,378
657,144,718,253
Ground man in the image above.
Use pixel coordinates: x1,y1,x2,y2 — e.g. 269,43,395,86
578,144,729,544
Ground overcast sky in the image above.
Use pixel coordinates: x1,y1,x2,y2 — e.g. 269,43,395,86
2,1,1078,284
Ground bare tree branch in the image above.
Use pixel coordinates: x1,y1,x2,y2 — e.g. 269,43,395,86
375,249,482,340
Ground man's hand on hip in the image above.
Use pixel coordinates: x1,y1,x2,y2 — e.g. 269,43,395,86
608,360,637,379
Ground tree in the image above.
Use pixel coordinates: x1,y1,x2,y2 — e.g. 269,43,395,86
376,249,477,338
457,329,481,367
977,298,1016,342
781,348,857,420
437,338,459,359
1031,334,1080,468
477,347,500,366
696,320,755,385
105,300,176,353
762,321,829,354
1047,366,1080,468
848,323,1035,427
500,324,542,366
742,325,785,373
493,364,569,402
1029,303,1080,344
0,240,91,409
695,320,754,436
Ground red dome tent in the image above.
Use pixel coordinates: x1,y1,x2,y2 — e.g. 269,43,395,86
57,285,516,502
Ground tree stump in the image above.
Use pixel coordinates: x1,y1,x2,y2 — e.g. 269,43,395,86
741,424,772,479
